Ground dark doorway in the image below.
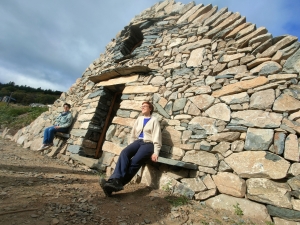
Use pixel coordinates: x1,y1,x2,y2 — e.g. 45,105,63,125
95,84,124,158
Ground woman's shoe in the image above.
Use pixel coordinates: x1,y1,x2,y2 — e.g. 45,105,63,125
105,178,124,192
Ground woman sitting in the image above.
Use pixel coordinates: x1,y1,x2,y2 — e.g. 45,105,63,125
100,101,162,196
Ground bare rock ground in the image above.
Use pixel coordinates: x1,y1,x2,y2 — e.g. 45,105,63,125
0,137,265,225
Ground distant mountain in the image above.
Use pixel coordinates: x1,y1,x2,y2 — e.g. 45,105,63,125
0,81,62,105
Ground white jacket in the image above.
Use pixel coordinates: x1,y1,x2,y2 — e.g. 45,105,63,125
130,116,162,155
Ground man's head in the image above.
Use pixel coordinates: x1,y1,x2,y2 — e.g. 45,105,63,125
63,103,71,111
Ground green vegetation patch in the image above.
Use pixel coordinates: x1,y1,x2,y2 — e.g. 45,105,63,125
0,102,48,131
164,195,189,207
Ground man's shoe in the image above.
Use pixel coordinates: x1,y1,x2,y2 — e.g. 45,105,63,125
37,144,49,151
99,178,113,197
105,178,124,192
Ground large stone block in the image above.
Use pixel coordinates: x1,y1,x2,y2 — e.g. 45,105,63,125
284,134,299,162
173,183,195,199
177,4,202,24
67,145,84,154
231,110,282,128
289,163,300,176
282,118,300,135
220,53,245,63
283,48,300,74
202,174,216,189
211,142,230,156
225,151,290,179
260,35,298,58
173,98,187,112
273,93,300,112
189,94,215,111
182,150,218,167
112,117,135,127
189,116,218,134
250,61,282,76
273,132,286,155
208,132,240,142
212,172,246,197
162,126,182,148
102,141,123,155
30,137,43,151
187,47,205,67
17,135,27,145
206,194,271,222
70,153,100,169
205,103,231,121
120,100,144,111
220,92,249,105
244,128,274,150
188,4,212,22
249,89,275,110
268,205,300,222
288,176,300,191
70,129,88,137
194,188,216,200
273,217,300,225
212,76,268,97
179,39,211,52
247,178,292,209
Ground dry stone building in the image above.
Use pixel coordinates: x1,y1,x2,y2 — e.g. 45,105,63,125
10,1,300,223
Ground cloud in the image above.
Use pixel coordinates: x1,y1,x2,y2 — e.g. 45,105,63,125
0,66,67,91
0,0,299,92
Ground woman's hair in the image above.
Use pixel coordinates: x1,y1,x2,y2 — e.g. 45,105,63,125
142,101,154,115
63,103,71,108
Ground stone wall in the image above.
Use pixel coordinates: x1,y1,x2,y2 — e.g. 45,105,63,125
11,1,300,222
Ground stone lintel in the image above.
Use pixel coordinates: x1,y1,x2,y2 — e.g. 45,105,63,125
123,85,159,94
89,66,150,83
96,75,139,86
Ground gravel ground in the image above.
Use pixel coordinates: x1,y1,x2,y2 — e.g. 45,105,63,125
0,137,266,225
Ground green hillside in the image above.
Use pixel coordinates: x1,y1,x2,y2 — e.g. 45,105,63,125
0,81,62,105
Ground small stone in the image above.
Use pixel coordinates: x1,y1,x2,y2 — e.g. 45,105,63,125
144,218,151,224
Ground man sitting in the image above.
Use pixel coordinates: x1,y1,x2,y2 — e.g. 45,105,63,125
38,103,73,150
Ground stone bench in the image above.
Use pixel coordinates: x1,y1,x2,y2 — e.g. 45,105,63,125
157,157,198,170
55,132,70,138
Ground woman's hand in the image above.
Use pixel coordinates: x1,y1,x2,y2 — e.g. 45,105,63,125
151,153,158,162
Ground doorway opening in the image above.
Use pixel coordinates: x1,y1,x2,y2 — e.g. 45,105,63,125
95,84,124,158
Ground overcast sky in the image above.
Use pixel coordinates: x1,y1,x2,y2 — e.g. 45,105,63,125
0,0,299,92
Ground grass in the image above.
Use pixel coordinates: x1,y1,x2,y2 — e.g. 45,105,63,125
233,203,244,216
164,195,189,207
0,102,48,132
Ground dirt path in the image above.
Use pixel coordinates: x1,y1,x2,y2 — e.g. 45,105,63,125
0,137,264,225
